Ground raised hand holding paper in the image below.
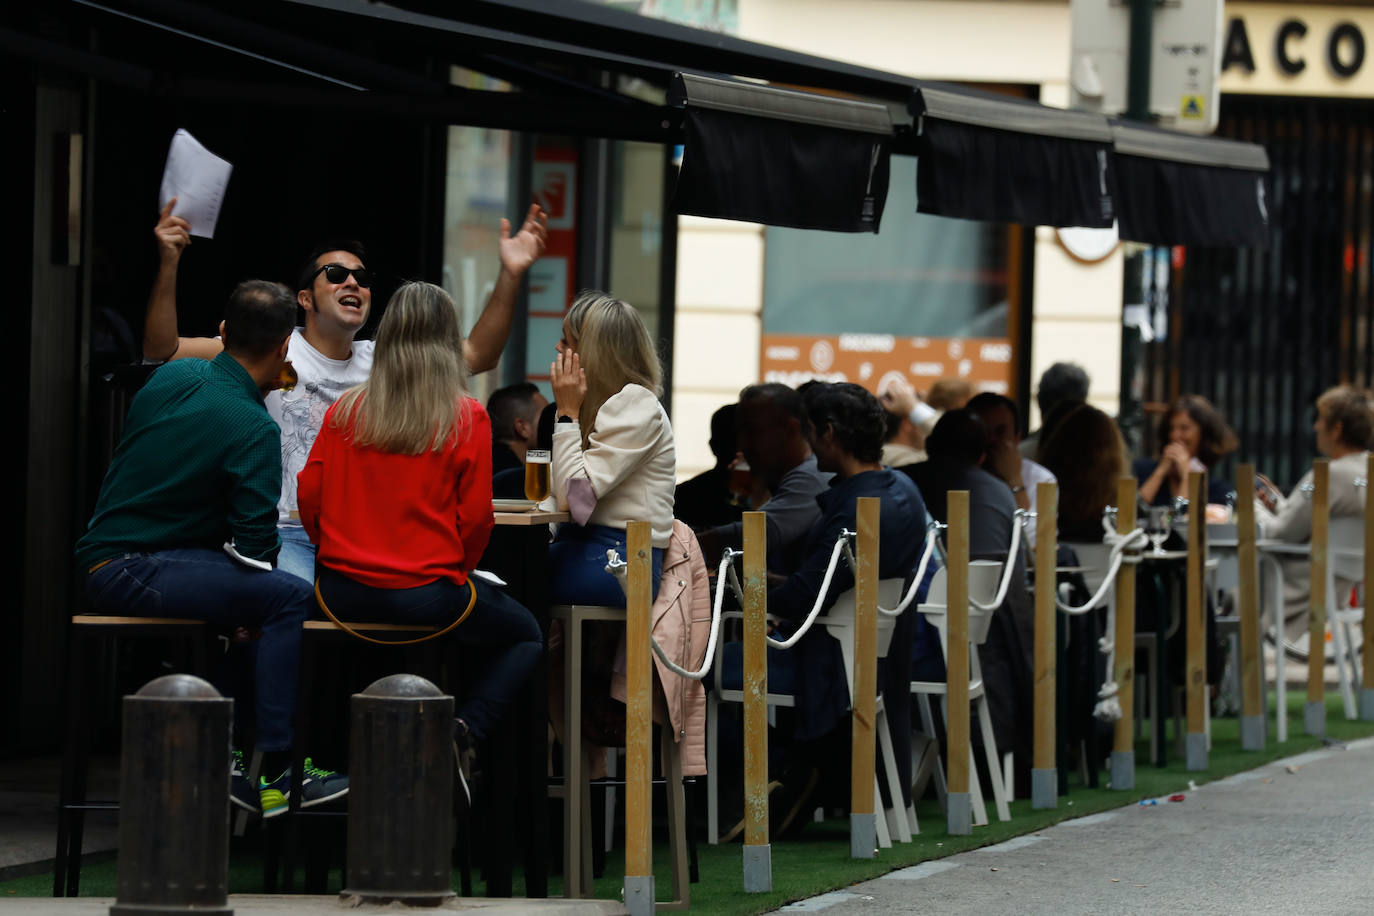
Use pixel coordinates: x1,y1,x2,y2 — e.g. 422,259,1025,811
158,129,232,238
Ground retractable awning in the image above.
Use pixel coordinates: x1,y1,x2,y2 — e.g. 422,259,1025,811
1111,122,1271,248
669,73,893,233
911,85,1116,228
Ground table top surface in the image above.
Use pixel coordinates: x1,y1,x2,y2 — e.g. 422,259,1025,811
494,509,569,526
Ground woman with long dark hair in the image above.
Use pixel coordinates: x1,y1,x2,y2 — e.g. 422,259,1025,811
1134,394,1238,507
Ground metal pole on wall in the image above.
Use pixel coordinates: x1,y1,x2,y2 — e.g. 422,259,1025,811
1111,478,1139,789
945,491,972,834
624,520,655,915
1032,482,1058,809
1307,461,1330,737
1363,453,1374,721
850,497,880,858
1236,464,1266,750
741,511,771,891
1185,471,1208,771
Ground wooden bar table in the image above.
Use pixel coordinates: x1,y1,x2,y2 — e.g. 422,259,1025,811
483,506,569,898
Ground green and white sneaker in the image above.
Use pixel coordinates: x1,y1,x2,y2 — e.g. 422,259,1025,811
259,758,350,818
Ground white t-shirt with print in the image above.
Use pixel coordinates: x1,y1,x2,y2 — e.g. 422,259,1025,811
265,328,374,524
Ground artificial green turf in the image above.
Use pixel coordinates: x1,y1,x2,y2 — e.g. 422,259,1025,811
8,690,1373,912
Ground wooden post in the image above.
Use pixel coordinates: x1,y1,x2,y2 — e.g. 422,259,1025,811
1110,478,1138,789
1364,453,1374,721
850,497,880,857
623,521,655,915
1032,482,1057,809
1185,471,1208,771
1307,461,1329,736
945,492,972,835
1236,465,1265,749
741,511,771,891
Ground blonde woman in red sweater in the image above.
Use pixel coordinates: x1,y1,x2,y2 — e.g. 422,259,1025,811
297,281,542,753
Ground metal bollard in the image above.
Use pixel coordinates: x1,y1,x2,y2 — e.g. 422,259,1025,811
111,674,232,916
345,674,455,905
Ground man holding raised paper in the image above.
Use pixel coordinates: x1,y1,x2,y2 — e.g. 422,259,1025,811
143,171,548,581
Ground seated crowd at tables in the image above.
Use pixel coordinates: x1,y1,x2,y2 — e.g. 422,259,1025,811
77,198,1374,850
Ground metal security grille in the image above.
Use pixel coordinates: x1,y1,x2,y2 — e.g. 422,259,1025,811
1142,95,1374,491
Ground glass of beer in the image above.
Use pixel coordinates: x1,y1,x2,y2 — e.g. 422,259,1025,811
277,360,298,392
728,458,752,507
524,449,551,502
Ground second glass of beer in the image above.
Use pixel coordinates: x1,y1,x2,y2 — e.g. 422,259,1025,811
525,449,551,502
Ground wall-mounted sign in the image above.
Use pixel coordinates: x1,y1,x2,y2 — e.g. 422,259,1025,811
1220,4,1374,97
759,333,1012,397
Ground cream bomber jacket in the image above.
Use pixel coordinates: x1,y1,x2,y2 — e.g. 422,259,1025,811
552,383,677,548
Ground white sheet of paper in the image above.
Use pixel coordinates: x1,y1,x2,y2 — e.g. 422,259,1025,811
158,129,233,239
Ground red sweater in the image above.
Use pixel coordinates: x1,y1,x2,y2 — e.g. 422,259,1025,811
297,398,494,589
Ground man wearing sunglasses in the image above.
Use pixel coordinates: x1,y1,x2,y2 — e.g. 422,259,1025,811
142,198,549,581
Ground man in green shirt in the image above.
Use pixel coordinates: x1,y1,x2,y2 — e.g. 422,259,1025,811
76,280,343,817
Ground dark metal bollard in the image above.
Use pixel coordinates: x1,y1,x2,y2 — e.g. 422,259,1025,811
111,674,233,916
345,674,455,905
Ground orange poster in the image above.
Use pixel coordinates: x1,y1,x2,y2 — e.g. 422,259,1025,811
759,333,1012,398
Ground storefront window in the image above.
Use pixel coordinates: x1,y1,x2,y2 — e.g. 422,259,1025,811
761,155,1013,394
443,67,514,404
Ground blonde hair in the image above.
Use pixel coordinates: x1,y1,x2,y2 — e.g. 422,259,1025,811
571,291,662,445
333,281,470,454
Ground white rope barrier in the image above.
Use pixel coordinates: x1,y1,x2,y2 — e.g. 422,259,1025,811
765,533,851,650
968,509,1026,612
870,524,942,617
603,547,737,681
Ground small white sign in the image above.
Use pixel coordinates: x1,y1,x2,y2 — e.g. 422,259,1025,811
158,129,233,238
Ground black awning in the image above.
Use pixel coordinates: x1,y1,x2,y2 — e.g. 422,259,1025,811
912,85,1115,228
1111,122,1271,248
670,73,893,233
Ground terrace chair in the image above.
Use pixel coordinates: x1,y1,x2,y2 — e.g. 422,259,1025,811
706,579,912,846
910,560,1011,826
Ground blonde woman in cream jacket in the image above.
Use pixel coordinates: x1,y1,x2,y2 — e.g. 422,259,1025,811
548,291,676,605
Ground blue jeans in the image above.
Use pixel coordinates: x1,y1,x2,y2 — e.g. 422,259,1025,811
85,549,314,752
548,524,663,607
315,567,543,742
277,524,315,583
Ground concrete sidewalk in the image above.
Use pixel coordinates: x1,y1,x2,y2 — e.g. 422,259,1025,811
774,737,1374,915
1,895,627,915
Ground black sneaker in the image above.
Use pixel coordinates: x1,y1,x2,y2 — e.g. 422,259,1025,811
769,767,820,840
230,750,260,815
453,718,477,807
259,758,349,818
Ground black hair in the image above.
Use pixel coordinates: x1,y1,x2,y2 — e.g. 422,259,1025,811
1036,362,1090,418
926,408,990,466
296,239,368,293
222,280,296,360
966,391,1021,435
802,382,886,463
486,383,543,442
1158,394,1238,467
708,403,738,465
740,382,811,439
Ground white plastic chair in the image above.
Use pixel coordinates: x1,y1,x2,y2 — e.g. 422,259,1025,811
1259,516,1366,730
910,559,1011,826
706,579,910,845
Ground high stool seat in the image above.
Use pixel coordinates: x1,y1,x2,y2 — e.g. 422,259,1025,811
55,615,213,897
549,603,691,910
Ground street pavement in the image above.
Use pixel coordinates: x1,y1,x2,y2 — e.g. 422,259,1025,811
774,738,1374,915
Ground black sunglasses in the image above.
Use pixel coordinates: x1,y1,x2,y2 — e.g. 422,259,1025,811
312,263,374,288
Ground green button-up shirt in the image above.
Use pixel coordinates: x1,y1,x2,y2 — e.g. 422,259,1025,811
76,352,283,571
